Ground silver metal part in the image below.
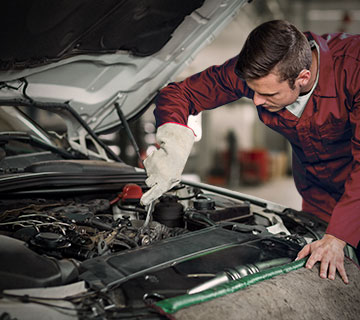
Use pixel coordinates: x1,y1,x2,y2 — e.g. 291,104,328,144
141,201,155,231
256,211,291,236
188,258,292,295
188,273,229,295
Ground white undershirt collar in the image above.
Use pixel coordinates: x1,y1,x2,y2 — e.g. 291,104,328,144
285,40,320,118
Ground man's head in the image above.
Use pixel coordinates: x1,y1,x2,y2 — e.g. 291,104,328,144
235,20,313,112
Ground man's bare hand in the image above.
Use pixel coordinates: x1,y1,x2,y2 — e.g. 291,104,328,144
296,234,348,284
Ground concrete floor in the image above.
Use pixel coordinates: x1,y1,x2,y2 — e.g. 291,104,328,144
234,176,302,211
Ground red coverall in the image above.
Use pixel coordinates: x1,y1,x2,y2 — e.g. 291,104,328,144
154,32,360,248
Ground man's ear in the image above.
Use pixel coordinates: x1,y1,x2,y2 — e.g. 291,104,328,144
296,69,311,87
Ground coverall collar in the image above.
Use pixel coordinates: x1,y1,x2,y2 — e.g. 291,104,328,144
305,32,337,98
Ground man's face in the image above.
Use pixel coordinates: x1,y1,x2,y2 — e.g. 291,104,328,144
246,73,300,112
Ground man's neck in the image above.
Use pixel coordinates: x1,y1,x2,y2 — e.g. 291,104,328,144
300,49,318,95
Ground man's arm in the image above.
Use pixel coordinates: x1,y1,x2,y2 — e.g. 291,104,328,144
154,56,252,127
298,49,360,283
141,56,252,205
326,101,360,249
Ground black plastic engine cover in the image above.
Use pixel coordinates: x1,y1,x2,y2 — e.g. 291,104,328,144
122,236,301,306
79,226,301,292
0,235,78,290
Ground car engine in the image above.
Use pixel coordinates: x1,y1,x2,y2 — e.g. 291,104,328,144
0,170,327,319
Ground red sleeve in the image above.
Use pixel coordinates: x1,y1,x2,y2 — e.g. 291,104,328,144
326,40,360,248
154,56,253,127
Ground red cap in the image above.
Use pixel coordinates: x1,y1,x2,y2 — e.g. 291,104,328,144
121,183,143,202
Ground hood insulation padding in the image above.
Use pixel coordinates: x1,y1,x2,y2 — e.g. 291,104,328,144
0,0,204,70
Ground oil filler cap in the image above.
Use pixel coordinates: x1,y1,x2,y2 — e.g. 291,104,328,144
121,183,143,204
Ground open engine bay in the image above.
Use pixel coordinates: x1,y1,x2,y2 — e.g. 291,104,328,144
2,0,356,317
0,164,327,319
0,104,329,320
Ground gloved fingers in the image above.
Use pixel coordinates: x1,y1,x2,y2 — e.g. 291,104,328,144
143,148,166,169
142,176,181,205
143,152,154,167
140,184,166,206
168,178,181,189
140,122,195,206
142,153,158,173
145,175,159,188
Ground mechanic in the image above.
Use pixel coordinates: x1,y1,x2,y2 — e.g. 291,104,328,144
140,20,360,283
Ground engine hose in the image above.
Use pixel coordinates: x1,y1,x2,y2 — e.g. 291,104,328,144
185,212,216,226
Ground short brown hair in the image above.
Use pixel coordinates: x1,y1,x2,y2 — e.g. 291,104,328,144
235,20,312,89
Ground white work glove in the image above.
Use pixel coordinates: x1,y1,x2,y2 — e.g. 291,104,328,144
140,123,195,206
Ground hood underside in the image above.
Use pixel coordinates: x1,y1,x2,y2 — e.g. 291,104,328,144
0,0,247,136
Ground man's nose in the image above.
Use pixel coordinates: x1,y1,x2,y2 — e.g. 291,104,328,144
253,92,266,106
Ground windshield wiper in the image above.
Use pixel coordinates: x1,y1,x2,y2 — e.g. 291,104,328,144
0,132,78,159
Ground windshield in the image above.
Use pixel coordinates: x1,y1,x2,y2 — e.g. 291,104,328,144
0,106,76,170
0,106,56,144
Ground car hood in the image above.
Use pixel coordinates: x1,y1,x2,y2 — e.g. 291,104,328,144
0,0,247,137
